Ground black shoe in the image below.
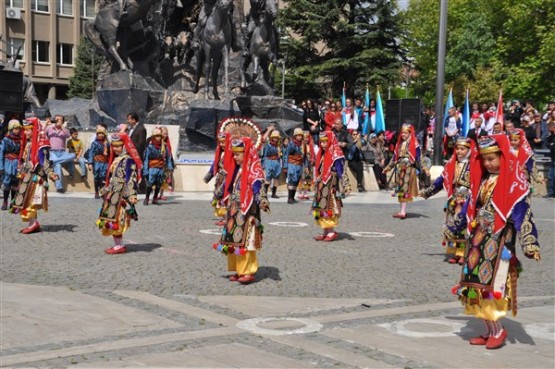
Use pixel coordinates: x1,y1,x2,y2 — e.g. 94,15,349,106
358,186,366,192
143,199,149,206
271,194,279,199
1,202,7,211
56,188,65,194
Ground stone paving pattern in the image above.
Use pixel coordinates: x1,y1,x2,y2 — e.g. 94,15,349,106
1,192,554,368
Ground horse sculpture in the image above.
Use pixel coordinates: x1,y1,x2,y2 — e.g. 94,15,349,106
84,0,154,72
192,0,234,100
240,3,278,90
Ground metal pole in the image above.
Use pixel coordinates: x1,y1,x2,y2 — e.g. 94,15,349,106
91,47,95,99
433,0,448,166
405,64,409,98
281,59,285,99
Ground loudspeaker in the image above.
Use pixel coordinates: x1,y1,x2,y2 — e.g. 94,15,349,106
0,69,23,112
385,99,423,132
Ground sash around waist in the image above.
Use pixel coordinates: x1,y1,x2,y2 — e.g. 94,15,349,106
94,154,108,163
288,154,303,165
149,158,165,168
267,155,280,160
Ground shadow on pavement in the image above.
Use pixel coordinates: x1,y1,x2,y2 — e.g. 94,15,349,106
257,266,282,282
447,315,536,345
127,243,163,253
42,224,78,233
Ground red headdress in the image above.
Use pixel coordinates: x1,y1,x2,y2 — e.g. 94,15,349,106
20,117,50,169
105,133,144,184
393,124,419,163
315,131,344,184
467,134,529,235
214,132,231,176
231,137,265,214
509,128,534,168
441,137,481,197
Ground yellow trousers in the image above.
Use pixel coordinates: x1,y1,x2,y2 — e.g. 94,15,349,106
227,251,258,276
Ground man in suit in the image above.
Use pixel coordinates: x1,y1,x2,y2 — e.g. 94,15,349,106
467,117,488,144
127,112,146,159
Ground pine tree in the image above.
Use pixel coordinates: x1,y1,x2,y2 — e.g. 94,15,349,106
279,0,405,100
68,37,104,99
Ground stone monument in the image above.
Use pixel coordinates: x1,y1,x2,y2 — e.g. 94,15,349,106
80,0,301,152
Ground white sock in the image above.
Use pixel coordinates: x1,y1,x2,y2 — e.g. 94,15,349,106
113,236,124,249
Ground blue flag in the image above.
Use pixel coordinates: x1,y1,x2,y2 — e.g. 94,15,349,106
442,88,454,135
341,86,347,126
362,87,371,134
462,89,470,137
375,90,385,133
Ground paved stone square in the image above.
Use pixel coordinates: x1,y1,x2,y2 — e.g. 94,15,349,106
1,191,554,368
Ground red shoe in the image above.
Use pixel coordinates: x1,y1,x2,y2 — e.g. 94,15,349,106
313,234,325,241
159,196,168,200
469,334,489,345
392,213,407,219
215,220,226,226
486,328,507,349
229,274,239,282
104,246,127,254
21,222,41,234
458,257,465,265
238,274,255,284
324,232,338,242
447,257,458,264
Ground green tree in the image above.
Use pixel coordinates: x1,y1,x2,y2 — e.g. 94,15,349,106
402,0,555,106
279,0,405,100
68,37,104,99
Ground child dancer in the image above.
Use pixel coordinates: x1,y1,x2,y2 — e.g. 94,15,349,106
311,131,345,242
261,128,282,199
11,118,58,234
157,126,174,201
204,132,231,226
298,131,314,200
213,137,269,284
383,123,420,219
453,134,540,349
87,125,110,199
96,133,142,254
1,120,23,210
420,137,480,264
143,128,173,205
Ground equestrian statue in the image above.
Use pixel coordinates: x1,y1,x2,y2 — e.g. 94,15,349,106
240,0,279,90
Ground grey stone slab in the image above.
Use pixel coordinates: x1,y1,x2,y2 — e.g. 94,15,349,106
197,296,403,317
71,343,317,368
0,282,181,350
321,305,555,369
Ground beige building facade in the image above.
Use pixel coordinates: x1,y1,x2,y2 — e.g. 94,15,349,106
1,0,96,103
0,0,286,105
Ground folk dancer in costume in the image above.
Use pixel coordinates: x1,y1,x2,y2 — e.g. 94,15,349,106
212,137,269,284
283,128,308,204
87,125,110,199
204,132,232,226
311,131,345,242
298,131,315,200
96,133,143,254
420,137,480,264
453,135,540,349
1,120,23,210
10,118,58,234
157,126,175,201
261,128,282,199
383,123,420,219
508,129,544,193
143,128,173,205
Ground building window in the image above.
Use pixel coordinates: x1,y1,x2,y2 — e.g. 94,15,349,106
57,43,73,65
8,38,24,60
80,0,96,18
5,0,24,8
32,41,50,63
57,0,73,15
31,0,49,12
